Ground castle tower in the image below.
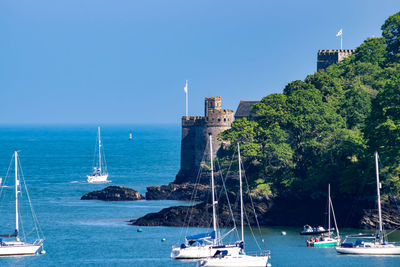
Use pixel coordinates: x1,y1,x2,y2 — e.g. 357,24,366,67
175,96,233,184
317,49,354,71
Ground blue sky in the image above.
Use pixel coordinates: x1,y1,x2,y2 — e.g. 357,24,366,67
1,0,399,124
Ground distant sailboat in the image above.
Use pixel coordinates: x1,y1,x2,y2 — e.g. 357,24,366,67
87,126,109,184
0,151,45,256
129,133,133,140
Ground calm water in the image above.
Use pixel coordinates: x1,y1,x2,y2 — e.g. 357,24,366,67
0,125,399,267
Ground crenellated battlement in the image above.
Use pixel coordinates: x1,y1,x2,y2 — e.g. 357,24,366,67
318,49,354,55
182,116,205,126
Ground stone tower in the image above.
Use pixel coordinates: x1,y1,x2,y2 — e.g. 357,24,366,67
175,96,234,184
317,49,354,71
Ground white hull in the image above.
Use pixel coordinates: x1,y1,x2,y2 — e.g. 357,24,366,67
0,242,41,257
336,245,400,255
87,174,109,183
198,255,270,267
171,245,241,259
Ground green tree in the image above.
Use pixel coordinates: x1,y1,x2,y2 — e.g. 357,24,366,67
382,11,400,62
354,37,386,66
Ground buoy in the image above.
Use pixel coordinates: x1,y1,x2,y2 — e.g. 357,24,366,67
161,238,166,242
137,228,143,232
281,231,287,236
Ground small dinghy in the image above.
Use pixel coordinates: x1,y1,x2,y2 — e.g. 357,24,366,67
300,225,335,236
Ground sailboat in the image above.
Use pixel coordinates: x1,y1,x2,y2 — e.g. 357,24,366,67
171,135,242,259
0,151,45,257
306,184,340,247
336,152,400,255
87,126,109,184
198,143,270,267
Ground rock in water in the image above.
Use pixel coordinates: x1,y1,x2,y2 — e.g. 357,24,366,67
81,186,145,201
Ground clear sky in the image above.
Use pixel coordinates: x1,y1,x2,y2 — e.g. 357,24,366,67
1,0,399,124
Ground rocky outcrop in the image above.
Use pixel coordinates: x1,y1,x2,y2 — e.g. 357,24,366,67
81,186,144,201
132,194,271,227
145,183,211,201
360,198,400,229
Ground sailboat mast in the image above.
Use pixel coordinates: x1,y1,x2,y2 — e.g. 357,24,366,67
209,135,218,245
375,151,383,244
14,151,20,242
238,143,244,243
328,184,331,235
98,126,102,173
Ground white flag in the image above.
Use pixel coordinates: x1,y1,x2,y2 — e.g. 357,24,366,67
336,29,342,37
184,80,188,94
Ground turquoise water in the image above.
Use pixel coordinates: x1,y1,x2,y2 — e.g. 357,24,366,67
0,125,399,266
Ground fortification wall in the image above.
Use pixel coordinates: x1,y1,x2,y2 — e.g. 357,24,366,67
175,97,233,184
317,49,354,71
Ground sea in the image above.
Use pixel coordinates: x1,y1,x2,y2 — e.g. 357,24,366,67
0,125,399,267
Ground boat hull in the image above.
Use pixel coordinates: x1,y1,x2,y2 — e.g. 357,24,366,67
0,242,41,257
309,241,339,247
87,174,109,183
198,255,270,267
336,246,400,255
171,245,241,259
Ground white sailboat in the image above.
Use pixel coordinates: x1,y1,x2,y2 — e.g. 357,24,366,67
198,143,270,267
336,151,400,255
171,135,242,259
0,151,45,257
87,126,109,184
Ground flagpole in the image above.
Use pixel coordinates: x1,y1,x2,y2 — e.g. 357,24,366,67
185,80,188,117
341,34,343,50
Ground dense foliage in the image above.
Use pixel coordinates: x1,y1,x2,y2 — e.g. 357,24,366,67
220,12,400,197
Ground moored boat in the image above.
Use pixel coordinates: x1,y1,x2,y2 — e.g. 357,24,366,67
197,143,270,267
0,151,45,257
171,135,241,259
306,184,340,247
336,152,400,255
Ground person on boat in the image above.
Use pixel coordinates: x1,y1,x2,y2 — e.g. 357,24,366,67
315,237,319,242
320,234,324,241
310,237,314,243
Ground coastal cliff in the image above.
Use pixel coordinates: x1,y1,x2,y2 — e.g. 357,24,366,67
132,193,400,229
146,183,211,201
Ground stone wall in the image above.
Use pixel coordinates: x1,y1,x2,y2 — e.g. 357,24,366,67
317,49,354,71
175,96,233,184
